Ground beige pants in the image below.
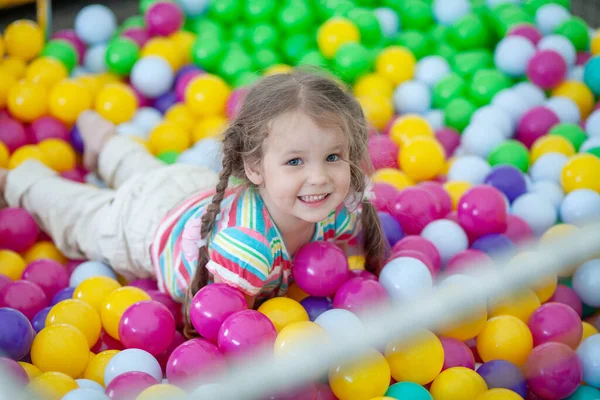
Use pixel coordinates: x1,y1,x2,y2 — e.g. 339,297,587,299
5,136,218,280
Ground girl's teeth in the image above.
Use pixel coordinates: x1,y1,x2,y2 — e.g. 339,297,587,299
301,194,327,202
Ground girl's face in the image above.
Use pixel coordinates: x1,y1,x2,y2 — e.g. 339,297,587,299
245,110,352,230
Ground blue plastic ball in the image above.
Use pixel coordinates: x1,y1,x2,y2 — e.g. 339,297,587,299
75,5,117,45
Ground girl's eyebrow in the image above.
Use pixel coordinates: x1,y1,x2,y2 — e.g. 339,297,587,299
281,144,345,158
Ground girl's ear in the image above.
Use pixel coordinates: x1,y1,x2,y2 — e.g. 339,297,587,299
244,159,264,186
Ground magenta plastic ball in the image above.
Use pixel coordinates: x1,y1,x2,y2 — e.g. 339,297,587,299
121,27,150,48
21,259,69,299
383,115,399,135
61,168,87,183
524,342,582,400
368,135,399,170
526,50,567,90
226,88,247,120
293,242,349,297
91,329,124,353
435,127,461,157
516,106,560,148
503,214,534,245
29,116,69,143
528,302,583,349
0,208,40,253
549,284,583,317
128,278,158,292
348,269,378,281
105,371,158,400
390,187,440,235
52,29,86,64
444,249,492,275
147,289,183,328
440,337,475,371
189,283,247,343
0,118,28,154
0,280,48,320
119,300,176,356
333,277,389,314
576,51,591,66
217,309,277,357
166,338,227,387
155,330,185,373
391,236,441,274
389,249,438,278
130,86,151,108
175,70,203,102
508,24,542,45
64,259,84,277
145,1,184,37
0,357,29,386
0,275,10,292
457,185,508,239
371,183,400,214
419,181,452,218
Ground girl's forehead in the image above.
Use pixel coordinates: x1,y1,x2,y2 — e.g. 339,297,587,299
267,110,348,150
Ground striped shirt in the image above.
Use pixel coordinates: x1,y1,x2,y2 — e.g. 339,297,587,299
151,185,361,303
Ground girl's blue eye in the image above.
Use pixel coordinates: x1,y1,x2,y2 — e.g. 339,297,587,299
287,158,302,166
327,154,340,162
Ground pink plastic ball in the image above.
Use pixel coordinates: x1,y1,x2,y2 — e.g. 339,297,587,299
419,181,452,218
457,185,508,239
389,249,438,278
155,330,185,373
128,278,158,292
576,52,591,66
516,106,560,148
440,337,475,371
226,88,247,119
121,27,151,48
390,187,440,235
105,371,158,400
524,342,582,400
391,236,442,273
333,277,389,314
21,259,69,299
0,280,48,320
549,284,583,317
293,242,349,297
64,259,84,277
444,249,492,275
147,289,183,328
435,127,461,157
368,135,399,170
217,310,277,358
119,300,176,356
145,2,184,37
0,118,29,153
0,275,11,292
29,116,69,143
175,70,203,102
130,86,151,108
528,302,583,349
60,168,87,183
503,214,534,245
526,50,567,90
166,338,227,387
0,208,40,253
348,269,378,281
91,329,124,353
0,357,29,386
371,182,400,214
508,24,542,45
190,283,247,343
382,115,399,135
52,30,86,64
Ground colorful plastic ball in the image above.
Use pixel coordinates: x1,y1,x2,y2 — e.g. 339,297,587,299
39,40,78,73
0,279,48,320
390,187,439,235
509,23,542,45
545,96,581,124
28,116,68,144
560,189,600,226
27,371,79,400
560,154,600,194
317,17,360,59
104,37,139,76
477,315,534,367
18,361,42,381
538,35,577,68
100,287,151,340
333,277,389,315
82,350,119,387
572,259,600,307
166,338,226,387
0,250,27,280
333,42,372,83
52,29,86,63
83,44,108,73
0,357,29,386
379,257,433,302
0,208,39,253
469,107,511,140
146,2,184,37
217,309,277,358
471,234,515,258
257,297,309,334
398,136,445,182
535,4,570,35
462,123,506,158
22,242,66,268
51,287,76,306
439,336,475,371
293,242,349,298
577,334,600,388
329,348,391,400
70,261,117,288
44,299,101,348
530,153,568,184
566,386,600,400
314,308,364,344
384,382,431,400
415,55,451,88
448,156,492,185
484,166,527,203
444,97,477,132
430,367,488,400
511,193,557,236
494,36,536,78
21,259,69,300
37,138,76,173
137,383,186,400
392,80,431,115
378,212,404,248
95,84,138,125
492,89,529,125
25,57,68,88
105,370,158,400
7,144,50,170
513,82,547,109
519,106,561,148
477,360,527,398
553,80,595,120
130,56,174,99
528,302,583,349
357,94,394,131
585,110,600,138
584,56,600,96
3,20,44,61
531,135,575,164
488,140,530,173
73,276,121,313
103,348,161,388
117,300,174,356
367,136,398,171
445,249,493,275
0,308,34,360
75,5,117,45
7,80,48,123
63,388,109,400
31,323,89,378
526,50,567,90
457,185,508,238
185,74,230,117
376,46,416,86
525,342,582,399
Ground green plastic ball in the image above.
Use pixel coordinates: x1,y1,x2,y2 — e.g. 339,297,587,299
444,97,477,132
231,24,249,46
282,34,315,65
565,385,600,400
523,0,570,16
209,0,242,23
488,140,530,172
347,8,383,47
429,24,449,43
140,0,160,15
448,14,490,51
318,0,354,21
468,69,512,107
219,46,253,83
433,73,466,109
122,15,145,29
157,150,180,165
189,18,225,39
40,39,78,73
549,123,588,151
298,49,329,68
333,42,371,83
234,71,260,88
554,17,591,52
398,0,434,32
587,147,600,160
244,0,278,23
253,48,281,70
493,4,534,37
191,35,226,72
246,23,278,49
452,49,493,80
435,42,458,61
277,0,314,36
396,30,434,60
105,37,140,76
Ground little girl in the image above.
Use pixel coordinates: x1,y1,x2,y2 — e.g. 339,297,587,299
0,70,385,338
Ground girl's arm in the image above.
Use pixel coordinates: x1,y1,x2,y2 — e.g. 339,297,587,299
212,274,256,309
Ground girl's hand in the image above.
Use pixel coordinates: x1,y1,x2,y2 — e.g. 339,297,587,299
212,274,256,309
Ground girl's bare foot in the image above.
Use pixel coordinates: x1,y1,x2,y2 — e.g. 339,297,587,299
76,110,116,172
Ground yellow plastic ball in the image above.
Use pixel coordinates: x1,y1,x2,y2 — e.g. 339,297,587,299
0,68,17,110
375,46,416,86
76,75,102,99
49,79,93,125
286,282,310,303
74,276,122,313
532,275,558,304
358,95,394,131
317,17,360,59
192,116,228,142
149,121,192,154
354,73,394,99
488,289,541,323
439,307,488,342
385,329,444,385
0,35,3,58
399,137,446,182
530,135,575,163
592,34,600,55
141,38,182,71
137,383,187,400
101,286,151,340
476,388,524,400
95,83,138,124
83,350,119,387
31,324,90,378
27,371,79,400
560,153,600,194
444,181,472,210
2,56,27,79
169,31,195,65
38,138,77,173
7,80,48,123
258,297,309,333
8,145,49,170
329,348,391,400
273,321,328,358
582,321,599,342
430,367,488,400
22,241,68,265
552,81,595,119
46,299,102,348
3,20,45,62
348,255,365,271
372,168,414,191
389,114,434,147
25,57,68,88
476,315,533,367
0,141,9,168
0,250,26,280
185,74,231,118
165,103,196,132
18,362,42,380
264,64,293,76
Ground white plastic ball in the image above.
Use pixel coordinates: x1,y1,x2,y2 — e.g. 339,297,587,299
535,4,571,35
530,153,569,183
421,219,469,264
433,0,471,26
447,155,492,185
529,180,564,210
494,36,536,78
83,44,107,74
510,193,557,236
314,309,365,342
560,189,600,226
130,56,175,99
524,174,533,191
416,56,451,87
116,122,147,139
374,7,400,38
69,261,117,287
393,80,431,115
71,66,89,78
379,257,433,302
178,138,223,173
471,105,514,138
104,349,162,387
545,96,581,124
75,379,105,392
538,34,577,67
132,107,163,133
585,110,600,137
568,65,585,82
573,260,600,308
577,333,600,388
461,123,506,158
581,137,600,152
425,109,445,131
175,0,209,17
513,82,547,109
62,388,109,400
74,5,117,45
492,89,529,124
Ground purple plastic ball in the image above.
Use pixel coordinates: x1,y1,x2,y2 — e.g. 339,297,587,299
50,287,75,306
0,308,34,360
70,125,84,153
300,296,333,321
484,165,527,203
378,211,404,248
477,359,527,398
31,306,52,333
471,233,516,258
153,91,178,114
